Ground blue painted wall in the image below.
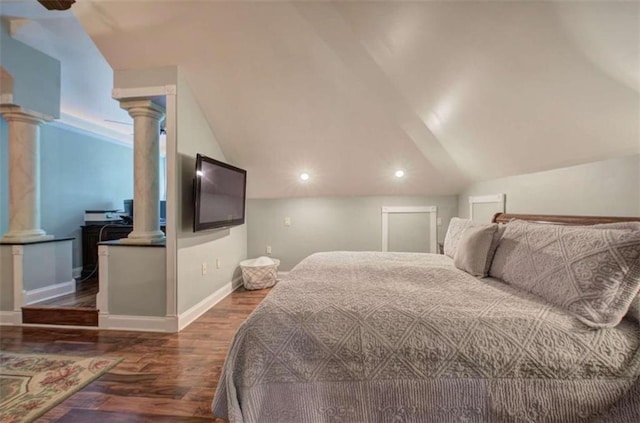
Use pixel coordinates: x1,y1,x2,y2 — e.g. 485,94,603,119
0,118,134,268
40,125,134,268
0,21,61,118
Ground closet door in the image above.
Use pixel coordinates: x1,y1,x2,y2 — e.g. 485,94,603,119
387,212,431,253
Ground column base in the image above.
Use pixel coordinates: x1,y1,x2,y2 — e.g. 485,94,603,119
120,230,166,245
1,230,53,244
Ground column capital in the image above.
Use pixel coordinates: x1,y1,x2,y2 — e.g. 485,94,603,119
0,105,53,125
119,99,165,120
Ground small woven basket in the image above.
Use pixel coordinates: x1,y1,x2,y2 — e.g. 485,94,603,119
240,258,280,290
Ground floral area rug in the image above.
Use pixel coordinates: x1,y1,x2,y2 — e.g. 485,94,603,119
0,352,121,423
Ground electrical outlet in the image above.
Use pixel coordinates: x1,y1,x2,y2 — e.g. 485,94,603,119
201,263,207,275
284,217,291,227
216,258,221,269
266,245,272,255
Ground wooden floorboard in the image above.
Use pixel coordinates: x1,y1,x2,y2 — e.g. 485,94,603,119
22,307,99,326
0,286,271,422
21,278,99,326
55,409,216,423
31,278,98,308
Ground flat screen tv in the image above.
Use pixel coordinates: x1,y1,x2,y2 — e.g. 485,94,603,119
194,154,247,232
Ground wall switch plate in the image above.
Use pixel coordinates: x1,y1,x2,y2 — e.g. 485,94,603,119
201,263,207,275
284,217,291,226
266,245,272,255
216,258,221,269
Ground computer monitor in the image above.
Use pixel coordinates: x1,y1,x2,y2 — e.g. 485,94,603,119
123,199,166,221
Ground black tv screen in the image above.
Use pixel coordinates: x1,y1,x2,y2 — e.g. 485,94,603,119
194,154,247,231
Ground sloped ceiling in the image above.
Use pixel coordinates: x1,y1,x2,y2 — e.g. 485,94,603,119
73,1,639,198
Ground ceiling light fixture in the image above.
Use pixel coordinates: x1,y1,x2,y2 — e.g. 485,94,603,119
300,172,310,181
395,170,405,178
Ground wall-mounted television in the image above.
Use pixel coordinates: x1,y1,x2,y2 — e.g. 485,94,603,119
193,154,247,232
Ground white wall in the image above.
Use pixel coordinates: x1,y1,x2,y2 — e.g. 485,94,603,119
22,241,73,291
175,72,247,314
248,195,457,270
107,245,166,316
458,154,640,219
113,66,178,90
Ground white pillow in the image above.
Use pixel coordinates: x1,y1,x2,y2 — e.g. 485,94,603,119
490,219,640,328
593,222,640,231
444,218,478,258
593,222,640,323
453,224,498,277
485,225,506,276
627,296,640,324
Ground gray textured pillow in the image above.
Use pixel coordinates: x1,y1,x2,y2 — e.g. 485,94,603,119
593,222,640,231
490,219,640,328
485,225,506,276
453,224,498,277
444,218,480,258
594,221,640,323
627,295,640,324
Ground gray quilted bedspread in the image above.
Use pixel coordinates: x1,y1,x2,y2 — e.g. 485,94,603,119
212,252,640,423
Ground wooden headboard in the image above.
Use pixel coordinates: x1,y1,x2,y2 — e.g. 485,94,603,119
492,213,640,226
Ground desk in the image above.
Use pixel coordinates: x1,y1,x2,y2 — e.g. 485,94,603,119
81,224,166,278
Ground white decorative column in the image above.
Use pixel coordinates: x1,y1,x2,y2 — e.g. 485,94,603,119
11,246,24,314
0,105,53,243
119,100,165,244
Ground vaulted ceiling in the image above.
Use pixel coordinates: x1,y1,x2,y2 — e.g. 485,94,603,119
8,1,640,198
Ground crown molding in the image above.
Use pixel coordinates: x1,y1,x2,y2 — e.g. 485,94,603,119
50,112,133,149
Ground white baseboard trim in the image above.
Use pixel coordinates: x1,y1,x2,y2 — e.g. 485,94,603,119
177,277,243,331
23,280,76,305
99,313,177,332
233,276,243,289
14,277,247,333
0,311,22,325
72,267,83,279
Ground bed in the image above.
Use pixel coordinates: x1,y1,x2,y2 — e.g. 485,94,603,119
213,213,640,423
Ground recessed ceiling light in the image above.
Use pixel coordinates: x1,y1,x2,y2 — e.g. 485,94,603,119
395,170,405,178
300,172,310,181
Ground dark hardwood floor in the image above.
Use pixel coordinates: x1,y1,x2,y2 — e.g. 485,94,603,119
32,278,99,308
1,286,271,422
21,278,100,326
